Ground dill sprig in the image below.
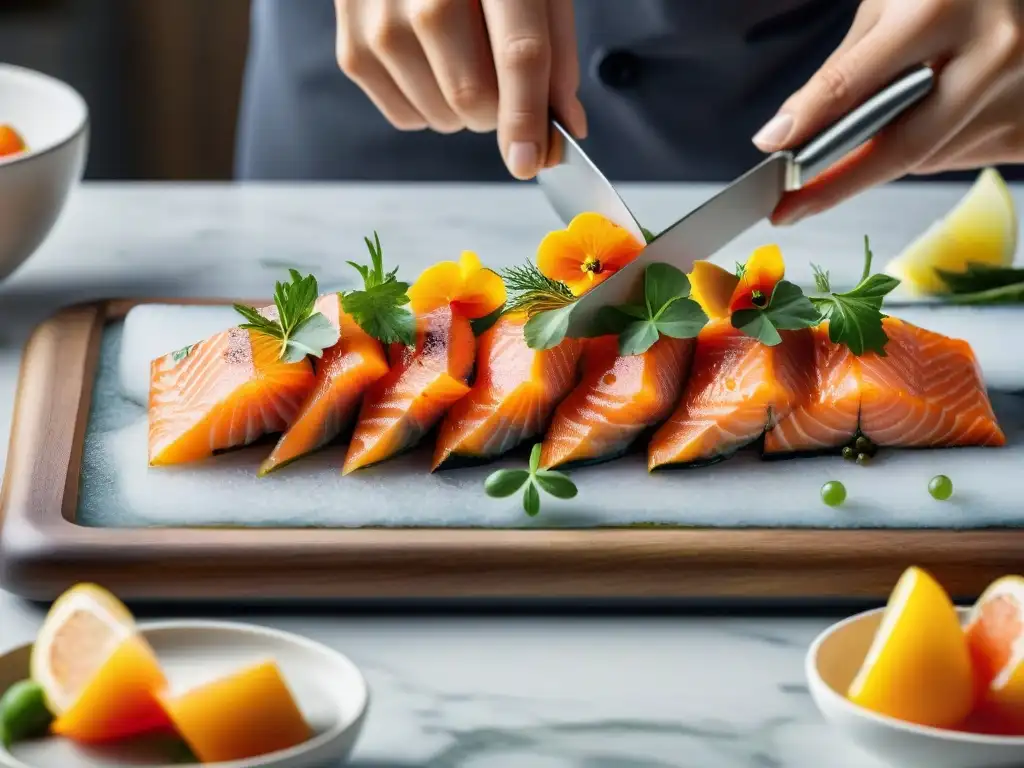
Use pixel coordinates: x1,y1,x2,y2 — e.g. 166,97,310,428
500,262,575,317
811,263,831,293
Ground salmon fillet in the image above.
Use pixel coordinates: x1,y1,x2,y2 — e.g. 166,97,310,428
148,327,316,466
541,334,695,469
647,320,816,469
433,313,582,470
343,304,475,474
259,295,389,475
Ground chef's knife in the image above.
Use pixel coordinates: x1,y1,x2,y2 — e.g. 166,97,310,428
538,120,647,244
565,64,935,338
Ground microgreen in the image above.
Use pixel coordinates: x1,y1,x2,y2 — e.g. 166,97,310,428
598,263,708,355
731,280,820,346
483,444,578,517
524,303,576,351
171,344,193,363
342,232,416,346
234,270,340,363
809,236,900,356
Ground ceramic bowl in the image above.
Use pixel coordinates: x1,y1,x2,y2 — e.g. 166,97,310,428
807,606,1024,768
0,63,88,281
0,620,369,768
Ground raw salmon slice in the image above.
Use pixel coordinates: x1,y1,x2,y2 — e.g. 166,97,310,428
541,334,695,469
343,304,475,474
433,313,582,470
259,294,389,475
647,319,815,469
149,327,316,466
763,323,860,455
859,317,1005,447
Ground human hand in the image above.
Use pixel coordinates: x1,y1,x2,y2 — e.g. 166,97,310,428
334,0,587,180
755,0,1024,225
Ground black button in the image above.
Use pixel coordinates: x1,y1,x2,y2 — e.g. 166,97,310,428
594,50,641,88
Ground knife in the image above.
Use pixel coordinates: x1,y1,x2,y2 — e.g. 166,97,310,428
539,120,647,244
563,64,935,338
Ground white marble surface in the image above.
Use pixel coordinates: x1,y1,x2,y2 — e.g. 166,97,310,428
0,181,1022,766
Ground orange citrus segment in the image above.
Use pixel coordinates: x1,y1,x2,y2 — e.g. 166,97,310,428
0,124,27,158
158,660,312,763
965,575,1024,725
846,566,974,728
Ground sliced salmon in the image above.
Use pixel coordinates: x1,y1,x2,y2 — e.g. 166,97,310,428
859,317,1005,447
259,295,389,475
541,334,695,469
149,328,316,466
433,313,582,470
647,319,816,469
762,324,860,455
343,304,475,474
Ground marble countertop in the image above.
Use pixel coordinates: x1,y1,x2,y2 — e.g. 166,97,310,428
0,180,1021,766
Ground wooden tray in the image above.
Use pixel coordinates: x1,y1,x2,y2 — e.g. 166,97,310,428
1,300,1020,602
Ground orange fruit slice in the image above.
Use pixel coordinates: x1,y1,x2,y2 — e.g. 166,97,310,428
158,660,312,763
964,575,1024,731
30,583,171,743
846,566,974,728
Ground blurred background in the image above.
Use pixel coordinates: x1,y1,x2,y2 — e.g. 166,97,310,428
2,0,248,180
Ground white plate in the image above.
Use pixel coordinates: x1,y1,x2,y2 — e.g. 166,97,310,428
807,606,1024,768
0,621,369,768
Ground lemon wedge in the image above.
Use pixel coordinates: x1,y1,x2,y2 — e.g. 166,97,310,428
884,167,1017,294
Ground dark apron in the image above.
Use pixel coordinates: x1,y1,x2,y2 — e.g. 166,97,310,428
235,0,862,182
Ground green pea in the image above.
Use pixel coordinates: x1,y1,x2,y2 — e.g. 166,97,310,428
0,680,52,748
821,481,847,508
929,475,953,501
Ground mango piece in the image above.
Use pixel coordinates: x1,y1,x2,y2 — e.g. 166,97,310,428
50,635,172,743
688,261,739,320
158,660,312,763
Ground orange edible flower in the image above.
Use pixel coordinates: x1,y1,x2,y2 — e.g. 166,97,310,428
408,251,507,319
0,125,27,158
729,244,785,312
536,212,644,296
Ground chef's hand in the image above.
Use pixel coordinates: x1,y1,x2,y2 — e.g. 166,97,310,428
333,0,586,180
755,0,1024,225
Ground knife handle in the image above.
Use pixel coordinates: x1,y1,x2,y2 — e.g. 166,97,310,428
788,64,935,189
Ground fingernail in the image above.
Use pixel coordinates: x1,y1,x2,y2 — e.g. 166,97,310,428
752,112,794,152
507,142,539,179
570,99,588,139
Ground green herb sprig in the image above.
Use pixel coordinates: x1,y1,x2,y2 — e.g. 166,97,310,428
342,232,416,346
234,270,340,363
484,444,577,517
935,263,1024,303
501,262,575,316
809,236,900,356
598,263,708,355
731,280,821,346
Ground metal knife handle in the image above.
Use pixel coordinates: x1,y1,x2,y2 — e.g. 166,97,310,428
788,64,935,189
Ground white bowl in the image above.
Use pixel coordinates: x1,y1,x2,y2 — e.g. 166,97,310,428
0,620,369,768
807,606,1024,768
0,63,88,281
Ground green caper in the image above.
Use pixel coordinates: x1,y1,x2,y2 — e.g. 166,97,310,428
0,680,52,748
841,446,855,461
855,452,870,466
855,436,875,454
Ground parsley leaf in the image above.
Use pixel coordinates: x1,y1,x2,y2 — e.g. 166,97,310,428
341,231,416,346
640,226,657,244
731,280,820,346
808,236,899,356
233,270,339,363
601,263,708,355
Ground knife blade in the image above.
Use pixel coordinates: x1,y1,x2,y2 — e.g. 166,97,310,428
565,64,935,338
537,120,646,243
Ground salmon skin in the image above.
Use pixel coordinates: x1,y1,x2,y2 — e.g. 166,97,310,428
541,334,695,469
433,313,583,470
343,304,475,474
259,294,389,475
765,317,1005,453
148,327,316,466
647,319,816,470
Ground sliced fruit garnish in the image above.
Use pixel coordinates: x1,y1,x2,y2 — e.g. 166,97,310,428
688,261,739,320
965,575,1024,728
846,566,974,728
31,584,171,743
158,660,312,764
0,125,26,158
884,167,1017,295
